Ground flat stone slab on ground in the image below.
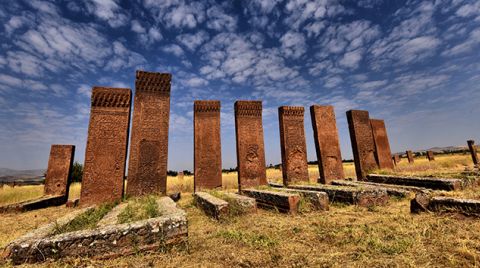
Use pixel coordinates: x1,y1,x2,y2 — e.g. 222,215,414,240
194,192,229,220
0,195,67,214
367,174,462,191
223,193,257,214
411,192,480,216
287,184,389,207
241,189,300,214
331,180,413,198
274,188,329,211
2,197,187,264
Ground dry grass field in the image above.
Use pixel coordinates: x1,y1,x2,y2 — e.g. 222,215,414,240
1,153,479,267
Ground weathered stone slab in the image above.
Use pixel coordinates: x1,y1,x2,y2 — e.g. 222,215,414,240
331,180,413,198
127,71,171,196
0,195,67,214
3,197,187,264
367,174,461,191
393,154,401,165
223,193,257,214
287,184,389,207
44,145,75,197
241,189,300,214
310,105,344,184
278,106,309,185
194,101,222,191
426,151,435,161
274,188,329,211
96,202,129,227
370,119,394,170
80,87,131,206
346,110,378,180
411,192,480,216
468,140,479,166
406,150,414,163
193,192,229,220
234,101,267,190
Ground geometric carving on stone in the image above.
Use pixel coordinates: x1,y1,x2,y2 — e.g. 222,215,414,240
80,87,131,206
467,140,479,166
127,71,171,197
44,145,75,198
426,150,435,161
346,110,378,180
309,105,344,184
406,150,414,163
370,119,394,170
278,106,309,185
234,100,267,190
194,100,222,191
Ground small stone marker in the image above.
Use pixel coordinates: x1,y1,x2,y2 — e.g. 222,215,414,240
467,140,479,166
406,150,414,163
234,101,267,190
346,110,378,180
426,151,435,161
194,101,222,191
194,192,229,220
310,105,345,184
278,106,309,185
392,154,401,165
44,145,75,198
80,87,131,206
370,119,394,170
127,71,171,196
241,189,300,214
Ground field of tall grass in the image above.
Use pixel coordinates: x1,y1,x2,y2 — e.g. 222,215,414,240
0,153,478,267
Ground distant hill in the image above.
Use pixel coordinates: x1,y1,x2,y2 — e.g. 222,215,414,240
394,145,469,155
0,168,45,182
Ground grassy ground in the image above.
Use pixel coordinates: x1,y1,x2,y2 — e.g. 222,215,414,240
1,153,479,267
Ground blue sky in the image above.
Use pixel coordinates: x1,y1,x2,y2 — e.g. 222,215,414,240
1,0,479,171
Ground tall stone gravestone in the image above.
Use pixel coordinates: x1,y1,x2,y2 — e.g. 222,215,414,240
234,101,267,190
468,140,479,166
310,105,344,184
346,110,378,180
406,150,414,163
127,71,171,196
44,145,75,199
278,106,309,185
80,87,131,206
194,101,222,191
426,151,435,161
393,154,401,165
370,119,394,170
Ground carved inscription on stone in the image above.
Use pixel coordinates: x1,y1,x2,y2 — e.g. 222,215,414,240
310,105,345,184
80,87,131,206
370,119,394,170
194,100,222,191
127,71,171,196
279,106,309,185
234,101,267,190
44,145,75,198
346,110,378,180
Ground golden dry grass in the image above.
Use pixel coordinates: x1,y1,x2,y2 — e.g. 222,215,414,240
1,153,479,267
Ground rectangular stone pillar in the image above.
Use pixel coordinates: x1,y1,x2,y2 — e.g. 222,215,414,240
370,119,394,170
234,101,267,190
393,154,401,165
346,110,378,180
44,145,75,198
127,71,171,196
194,101,222,191
80,87,131,206
426,151,435,161
278,106,309,185
309,105,344,184
406,150,414,163
467,140,479,165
